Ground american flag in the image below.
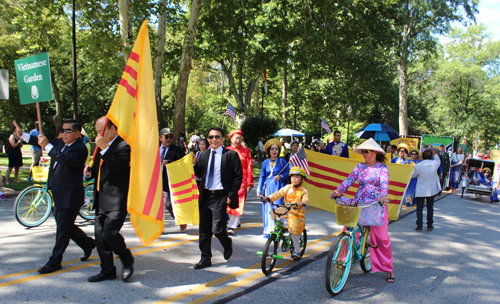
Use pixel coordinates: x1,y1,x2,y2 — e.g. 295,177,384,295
321,118,331,134
225,102,236,123
289,148,310,175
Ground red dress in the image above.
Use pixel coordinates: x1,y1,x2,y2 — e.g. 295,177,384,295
226,145,254,216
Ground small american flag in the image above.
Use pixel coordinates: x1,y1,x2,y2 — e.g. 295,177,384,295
321,118,331,134
225,102,236,123
289,148,310,175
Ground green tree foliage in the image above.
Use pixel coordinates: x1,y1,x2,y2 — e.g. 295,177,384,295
240,115,279,154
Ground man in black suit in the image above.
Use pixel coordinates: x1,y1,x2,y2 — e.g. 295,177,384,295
85,117,134,282
14,119,95,274
159,128,187,232
439,145,451,190
193,127,242,269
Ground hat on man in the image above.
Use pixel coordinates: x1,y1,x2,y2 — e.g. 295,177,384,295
229,129,243,139
264,138,282,152
160,128,173,136
353,138,386,155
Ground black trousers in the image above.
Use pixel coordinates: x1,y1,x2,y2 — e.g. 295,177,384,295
95,209,133,275
416,196,434,229
199,191,231,259
440,171,449,190
48,206,94,266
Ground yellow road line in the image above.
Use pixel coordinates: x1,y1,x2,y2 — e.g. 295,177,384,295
156,231,340,304
187,239,336,304
0,208,322,286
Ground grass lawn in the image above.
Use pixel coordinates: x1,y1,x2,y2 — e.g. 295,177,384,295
253,163,261,177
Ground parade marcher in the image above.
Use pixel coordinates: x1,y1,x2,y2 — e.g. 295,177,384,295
257,137,265,164
27,121,42,182
85,117,134,282
411,150,441,232
483,150,491,160
284,140,299,184
385,145,393,162
188,131,201,152
479,167,499,202
322,130,349,158
439,144,450,190
15,120,95,274
193,127,242,269
257,139,290,238
405,149,421,206
263,166,310,260
449,146,465,193
226,130,254,235
6,125,23,184
392,143,410,164
328,138,394,283
159,128,187,232
195,138,209,189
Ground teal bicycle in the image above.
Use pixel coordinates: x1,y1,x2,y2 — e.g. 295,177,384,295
325,197,383,296
13,180,95,228
257,198,307,275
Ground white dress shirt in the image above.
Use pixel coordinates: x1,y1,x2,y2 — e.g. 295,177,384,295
205,146,223,190
411,155,442,197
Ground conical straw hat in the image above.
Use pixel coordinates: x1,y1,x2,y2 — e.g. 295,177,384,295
353,138,386,155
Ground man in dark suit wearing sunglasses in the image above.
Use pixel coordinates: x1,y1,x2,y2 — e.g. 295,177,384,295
14,119,95,274
193,127,242,269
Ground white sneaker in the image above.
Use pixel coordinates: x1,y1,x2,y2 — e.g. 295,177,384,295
227,228,235,235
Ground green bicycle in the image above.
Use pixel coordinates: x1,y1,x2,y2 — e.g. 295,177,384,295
257,199,307,275
325,197,383,296
13,180,95,228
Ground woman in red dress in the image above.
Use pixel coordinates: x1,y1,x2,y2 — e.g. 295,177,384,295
226,130,254,235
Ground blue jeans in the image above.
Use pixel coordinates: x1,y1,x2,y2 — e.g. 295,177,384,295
416,196,434,229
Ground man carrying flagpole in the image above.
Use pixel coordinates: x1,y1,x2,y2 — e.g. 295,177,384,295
85,117,134,282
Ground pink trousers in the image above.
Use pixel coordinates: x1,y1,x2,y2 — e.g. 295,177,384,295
369,210,394,273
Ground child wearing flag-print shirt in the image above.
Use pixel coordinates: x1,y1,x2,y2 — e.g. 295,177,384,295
263,166,310,260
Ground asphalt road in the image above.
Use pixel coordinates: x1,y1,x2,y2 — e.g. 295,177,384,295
1,188,499,304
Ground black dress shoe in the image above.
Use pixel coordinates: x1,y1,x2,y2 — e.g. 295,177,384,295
415,227,422,232
427,226,434,231
38,264,62,274
81,242,96,261
194,259,212,269
224,238,233,260
88,272,117,282
122,265,134,282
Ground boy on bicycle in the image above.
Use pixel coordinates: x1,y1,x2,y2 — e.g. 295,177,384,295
263,166,310,260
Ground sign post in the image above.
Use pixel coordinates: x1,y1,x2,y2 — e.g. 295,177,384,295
14,52,53,133
0,70,8,99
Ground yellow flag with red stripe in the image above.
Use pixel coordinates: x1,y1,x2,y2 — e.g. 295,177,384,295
166,155,200,225
303,150,413,220
106,20,164,245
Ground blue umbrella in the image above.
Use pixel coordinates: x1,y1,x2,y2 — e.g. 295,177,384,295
354,124,399,141
271,128,305,137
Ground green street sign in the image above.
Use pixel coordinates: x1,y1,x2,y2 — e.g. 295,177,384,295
14,52,53,105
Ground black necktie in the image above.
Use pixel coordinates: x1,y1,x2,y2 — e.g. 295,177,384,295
206,150,216,188
162,147,167,173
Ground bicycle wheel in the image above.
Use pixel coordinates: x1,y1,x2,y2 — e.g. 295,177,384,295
79,181,95,220
325,232,353,296
360,227,372,273
14,185,52,228
261,234,279,275
290,229,308,259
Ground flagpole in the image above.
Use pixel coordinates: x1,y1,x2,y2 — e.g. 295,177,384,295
221,115,225,129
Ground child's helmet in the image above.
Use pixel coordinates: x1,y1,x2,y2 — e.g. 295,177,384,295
290,166,307,177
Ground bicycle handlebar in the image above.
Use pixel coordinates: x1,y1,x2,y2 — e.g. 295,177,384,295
331,194,385,208
262,198,306,209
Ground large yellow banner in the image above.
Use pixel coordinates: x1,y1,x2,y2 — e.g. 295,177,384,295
391,137,420,153
107,20,164,245
167,155,200,225
303,150,413,220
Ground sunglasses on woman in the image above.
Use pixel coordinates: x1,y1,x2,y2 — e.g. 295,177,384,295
361,150,372,154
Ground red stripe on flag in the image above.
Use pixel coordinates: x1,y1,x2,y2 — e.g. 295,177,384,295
173,195,200,204
389,180,408,188
309,162,350,178
142,149,161,215
124,65,138,81
119,78,137,98
129,51,139,63
309,172,359,189
172,184,198,197
308,176,403,197
171,177,193,189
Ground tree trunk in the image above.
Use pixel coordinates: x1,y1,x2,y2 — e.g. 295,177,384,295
254,76,259,115
173,0,203,139
398,56,408,136
118,0,132,63
154,0,168,128
282,65,287,127
45,75,63,130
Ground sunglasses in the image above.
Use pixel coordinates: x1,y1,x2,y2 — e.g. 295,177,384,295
208,135,221,140
61,128,75,134
399,149,406,152
361,150,372,154
270,147,280,151
164,135,173,139
411,153,418,156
